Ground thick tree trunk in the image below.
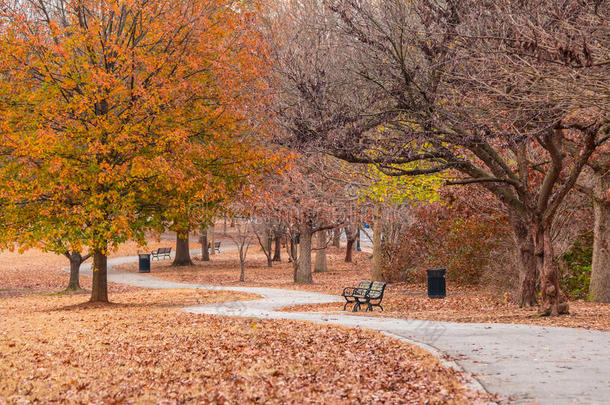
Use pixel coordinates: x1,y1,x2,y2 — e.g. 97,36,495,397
332,228,341,247
510,215,538,306
90,250,108,303
209,225,216,256
295,226,313,284
272,235,281,261
539,227,569,315
200,227,209,261
65,251,85,291
345,239,354,262
590,172,610,302
314,230,328,273
173,231,193,266
371,204,385,282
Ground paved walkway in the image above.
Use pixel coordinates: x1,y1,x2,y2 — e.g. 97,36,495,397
81,251,610,405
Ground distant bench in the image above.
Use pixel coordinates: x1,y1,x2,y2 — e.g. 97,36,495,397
151,247,172,260
207,241,221,253
341,280,386,312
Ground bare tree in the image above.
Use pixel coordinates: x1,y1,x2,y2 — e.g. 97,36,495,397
264,0,609,315
227,219,253,282
251,219,274,267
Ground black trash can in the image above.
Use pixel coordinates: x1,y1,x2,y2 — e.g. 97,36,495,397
138,253,151,273
426,268,446,298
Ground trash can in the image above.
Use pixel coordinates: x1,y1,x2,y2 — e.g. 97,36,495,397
138,253,151,273
426,268,446,298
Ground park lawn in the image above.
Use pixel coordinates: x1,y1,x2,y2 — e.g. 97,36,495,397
0,288,491,404
124,246,610,332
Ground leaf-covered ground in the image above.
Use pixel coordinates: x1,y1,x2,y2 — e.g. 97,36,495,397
0,238,193,297
0,288,491,404
128,246,610,332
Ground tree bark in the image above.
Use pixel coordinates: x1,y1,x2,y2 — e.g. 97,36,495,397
371,204,385,282
239,246,246,282
345,239,354,262
273,235,281,261
65,251,87,291
265,235,273,267
510,214,538,307
539,227,569,315
200,226,209,261
590,172,610,302
209,225,216,256
314,230,328,272
173,231,193,266
288,236,299,279
295,225,313,284
90,249,108,303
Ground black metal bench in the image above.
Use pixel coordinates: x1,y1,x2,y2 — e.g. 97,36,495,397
151,247,172,260
366,281,386,312
342,280,386,312
207,241,221,253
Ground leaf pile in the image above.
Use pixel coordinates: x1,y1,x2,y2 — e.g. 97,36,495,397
0,289,491,404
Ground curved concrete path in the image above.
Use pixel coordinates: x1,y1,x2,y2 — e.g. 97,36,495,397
80,251,610,405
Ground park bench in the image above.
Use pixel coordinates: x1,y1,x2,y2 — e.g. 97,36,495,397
342,280,386,312
207,241,221,253
151,247,172,260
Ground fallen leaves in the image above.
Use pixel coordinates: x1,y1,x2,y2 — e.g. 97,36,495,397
0,289,492,404
0,238,186,297
137,246,610,332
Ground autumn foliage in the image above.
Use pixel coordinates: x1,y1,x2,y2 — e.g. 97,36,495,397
382,188,510,285
0,0,271,301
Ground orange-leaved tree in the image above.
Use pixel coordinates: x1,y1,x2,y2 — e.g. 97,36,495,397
0,0,269,302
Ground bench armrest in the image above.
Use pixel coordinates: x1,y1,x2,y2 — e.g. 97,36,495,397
342,287,357,296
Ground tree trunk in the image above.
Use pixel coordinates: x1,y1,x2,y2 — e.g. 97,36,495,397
239,255,246,282
371,204,385,282
173,231,193,266
332,228,341,247
345,239,354,262
289,237,297,262
539,227,569,315
65,251,85,291
590,172,610,302
314,230,328,272
90,249,108,303
200,226,209,261
510,214,538,307
209,225,216,255
288,236,299,279
266,236,273,267
295,226,313,284
273,235,281,262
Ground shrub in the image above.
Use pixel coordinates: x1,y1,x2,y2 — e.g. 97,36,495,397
560,232,593,300
382,192,510,285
